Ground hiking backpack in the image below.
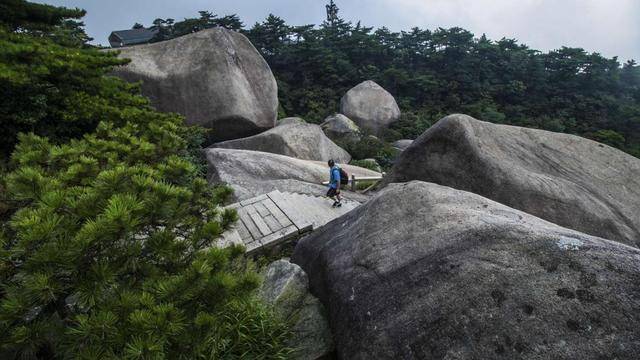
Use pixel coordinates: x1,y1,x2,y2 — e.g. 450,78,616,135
339,168,349,185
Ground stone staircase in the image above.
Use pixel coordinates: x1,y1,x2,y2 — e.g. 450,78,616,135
219,190,360,254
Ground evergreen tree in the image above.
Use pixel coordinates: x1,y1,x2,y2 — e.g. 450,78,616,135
245,3,640,157
0,108,291,359
0,0,84,32
0,1,292,358
150,11,244,44
0,29,139,158
0,0,136,159
216,14,244,31
127,3,640,157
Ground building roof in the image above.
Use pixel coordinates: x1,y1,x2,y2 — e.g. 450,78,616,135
109,28,158,47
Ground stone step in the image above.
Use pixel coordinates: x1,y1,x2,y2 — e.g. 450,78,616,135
219,190,362,254
267,190,313,232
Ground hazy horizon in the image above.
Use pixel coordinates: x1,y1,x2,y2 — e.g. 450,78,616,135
35,0,640,62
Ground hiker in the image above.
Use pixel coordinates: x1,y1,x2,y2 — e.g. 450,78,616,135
327,159,343,207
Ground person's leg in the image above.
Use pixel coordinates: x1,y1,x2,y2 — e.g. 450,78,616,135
335,190,342,207
327,187,337,205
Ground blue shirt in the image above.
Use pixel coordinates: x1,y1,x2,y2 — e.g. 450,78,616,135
329,166,341,189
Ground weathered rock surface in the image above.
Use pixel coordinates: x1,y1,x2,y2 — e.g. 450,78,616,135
211,121,351,163
340,81,400,135
110,28,277,142
392,139,413,151
292,181,640,360
278,117,305,126
260,260,334,360
386,114,640,247
205,148,379,201
321,114,361,143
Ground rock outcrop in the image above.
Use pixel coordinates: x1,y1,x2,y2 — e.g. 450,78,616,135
320,114,361,143
340,81,400,135
110,28,278,142
386,114,640,247
211,121,351,163
278,117,305,126
205,148,379,201
260,260,334,360
392,139,413,151
292,181,640,359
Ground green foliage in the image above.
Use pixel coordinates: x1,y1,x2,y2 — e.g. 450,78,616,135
239,8,640,157
0,109,291,358
355,180,378,191
0,1,291,358
147,12,244,43
390,111,437,140
129,5,640,156
349,159,380,172
0,0,84,33
589,129,626,149
0,21,142,158
341,136,399,170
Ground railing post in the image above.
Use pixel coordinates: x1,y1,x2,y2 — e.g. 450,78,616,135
351,175,356,192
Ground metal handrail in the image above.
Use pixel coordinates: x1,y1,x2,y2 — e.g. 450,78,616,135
322,173,386,192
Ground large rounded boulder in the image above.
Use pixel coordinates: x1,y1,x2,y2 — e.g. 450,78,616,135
320,114,361,143
259,260,334,360
340,81,400,135
205,148,379,201
293,181,640,359
211,121,351,163
385,114,640,247
110,28,278,142
277,117,305,126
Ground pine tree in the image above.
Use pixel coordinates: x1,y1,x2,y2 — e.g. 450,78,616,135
0,110,291,359
0,0,141,159
0,28,137,158
0,0,84,33
0,1,292,358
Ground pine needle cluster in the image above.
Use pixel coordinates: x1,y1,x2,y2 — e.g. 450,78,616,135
0,110,291,359
0,1,292,358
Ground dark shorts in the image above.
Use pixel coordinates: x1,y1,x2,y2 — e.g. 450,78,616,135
326,187,340,197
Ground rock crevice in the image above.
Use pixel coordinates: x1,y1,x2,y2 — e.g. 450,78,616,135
293,181,640,359
385,114,640,247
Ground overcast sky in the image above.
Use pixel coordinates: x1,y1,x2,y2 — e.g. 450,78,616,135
36,0,639,61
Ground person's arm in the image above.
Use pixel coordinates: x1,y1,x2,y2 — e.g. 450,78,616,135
335,168,341,191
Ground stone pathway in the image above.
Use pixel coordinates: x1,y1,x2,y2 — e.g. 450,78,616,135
219,190,360,254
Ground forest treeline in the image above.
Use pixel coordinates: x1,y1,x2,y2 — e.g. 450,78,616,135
146,8,640,157
0,0,638,356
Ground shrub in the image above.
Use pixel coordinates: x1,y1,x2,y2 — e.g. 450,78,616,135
0,2,291,357
342,136,399,170
0,111,292,358
0,28,145,159
389,111,436,140
349,159,380,172
589,129,626,149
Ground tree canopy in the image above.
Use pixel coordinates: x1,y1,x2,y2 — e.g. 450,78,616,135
0,0,84,32
0,0,126,159
142,6,640,158
244,14,640,157
0,1,292,358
